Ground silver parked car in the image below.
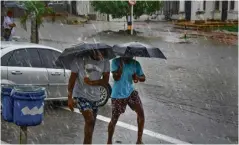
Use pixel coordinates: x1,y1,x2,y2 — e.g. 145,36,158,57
1,42,112,105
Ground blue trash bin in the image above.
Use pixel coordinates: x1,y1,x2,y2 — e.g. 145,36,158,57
1,85,14,122
12,86,46,126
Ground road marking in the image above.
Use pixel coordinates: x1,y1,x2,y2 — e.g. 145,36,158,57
61,107,190,144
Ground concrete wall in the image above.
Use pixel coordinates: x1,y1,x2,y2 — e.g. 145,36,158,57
74,1,107,21
192,1,212,21
171,0,237,21
171,14,180,20
204,1,214,20
109,15,126,22
69,0,237,21
76,1,89,16
70,0,164,22
95,13,107,21
215,1,222,20
49,3,68,13
88,4,107,21
227,1,238,20
227,11,238,20
191,1,197,20
195,1,223,20
108,14,164,22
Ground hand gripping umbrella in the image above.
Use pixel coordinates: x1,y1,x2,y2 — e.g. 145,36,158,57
113,41,166,83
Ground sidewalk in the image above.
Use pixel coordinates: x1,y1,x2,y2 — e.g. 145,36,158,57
14,19,126,44
1,141,8,144
176,29,238,46
12,19,187,48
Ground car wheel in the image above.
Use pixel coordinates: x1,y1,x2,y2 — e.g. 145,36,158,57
51,100,67,107
106,83,112,97
96,84,112,107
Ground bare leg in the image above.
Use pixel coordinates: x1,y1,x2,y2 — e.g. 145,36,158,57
92,111,97,131
82,110,95,144
133,104,145,144
107,114,120,144
107,98,127,144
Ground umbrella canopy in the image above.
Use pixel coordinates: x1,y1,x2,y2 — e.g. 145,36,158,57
3,1,26,9
113,42,167,59
55,42,116,69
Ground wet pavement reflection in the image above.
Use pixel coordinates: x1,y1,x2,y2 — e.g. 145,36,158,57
1,22,238,144
1,102,169,144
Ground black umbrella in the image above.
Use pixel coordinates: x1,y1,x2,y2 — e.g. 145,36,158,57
3,1,26,9
113,42,167,59
55,42,116,69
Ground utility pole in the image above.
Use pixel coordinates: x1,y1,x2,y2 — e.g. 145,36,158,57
128,0,136,35
20,126,27,144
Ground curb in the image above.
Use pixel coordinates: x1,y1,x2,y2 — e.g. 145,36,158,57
1,141,9,144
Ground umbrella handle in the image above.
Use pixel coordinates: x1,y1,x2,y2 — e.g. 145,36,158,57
134,57,136,73
83,58,89,77
133,57,138,83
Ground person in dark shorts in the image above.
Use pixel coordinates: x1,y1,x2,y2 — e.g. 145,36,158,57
68,50,110,144
107,57,145,144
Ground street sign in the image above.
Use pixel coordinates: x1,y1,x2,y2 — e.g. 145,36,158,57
128,0,136,5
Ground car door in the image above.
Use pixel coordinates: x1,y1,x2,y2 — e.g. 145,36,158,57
1,51,14,81
6,48,49,90
38,48,69,99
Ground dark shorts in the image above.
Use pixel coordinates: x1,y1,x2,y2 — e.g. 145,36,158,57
74,97,98,114
111,91,142,116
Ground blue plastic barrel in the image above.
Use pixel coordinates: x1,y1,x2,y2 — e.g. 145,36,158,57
1,85,14,122
12,86,46,126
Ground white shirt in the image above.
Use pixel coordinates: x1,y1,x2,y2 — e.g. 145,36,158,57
70,57,110,101
3,16,15,36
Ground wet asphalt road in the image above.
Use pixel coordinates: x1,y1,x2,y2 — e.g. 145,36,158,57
1,23,238,144
1,102,169,144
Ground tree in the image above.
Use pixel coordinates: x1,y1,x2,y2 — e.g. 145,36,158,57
20,1,55,44
91,1,162,20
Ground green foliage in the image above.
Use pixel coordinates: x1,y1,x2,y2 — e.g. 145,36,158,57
91,1,128,19
91,1,162,19
20,1,54,31
216,25,238,32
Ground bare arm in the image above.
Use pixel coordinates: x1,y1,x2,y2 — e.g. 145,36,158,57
102,72,110,84
85,72,110,86
112,59,123,81
137,75,146,82
4,17,16,28
112,67,123,81
133,61,146,83
8,23,16,27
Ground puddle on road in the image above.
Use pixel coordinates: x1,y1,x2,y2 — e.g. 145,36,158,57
167,65,186,71
95,29,196,45
225,136,238,143
115,140,122,144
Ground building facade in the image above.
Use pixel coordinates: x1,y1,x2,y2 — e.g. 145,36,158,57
66,0,107,21
66,0,163,22
163,0,238,21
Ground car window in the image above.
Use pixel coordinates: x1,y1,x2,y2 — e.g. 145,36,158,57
8,48,42,68
38,49,63,69
1,51,13,66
